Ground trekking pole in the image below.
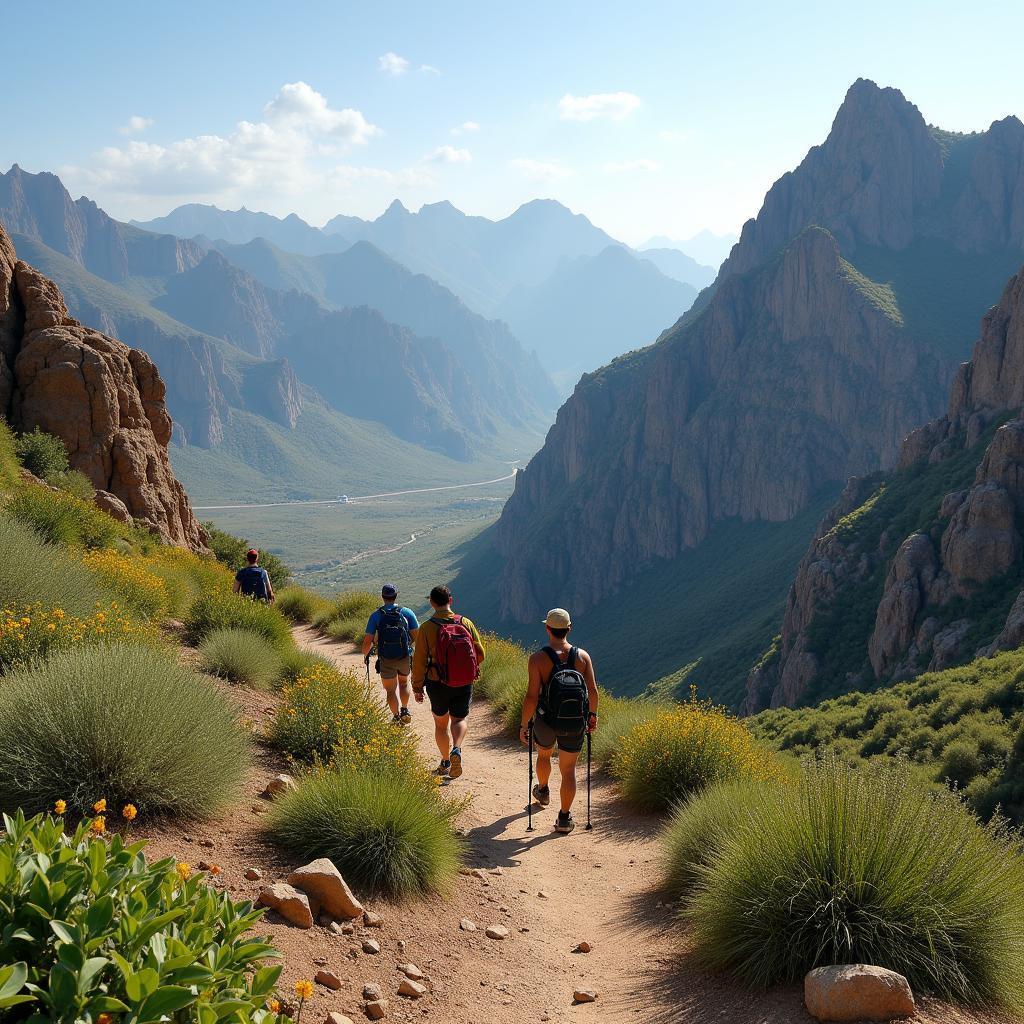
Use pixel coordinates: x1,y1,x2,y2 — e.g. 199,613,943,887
585,729,593,831
527,721,535,832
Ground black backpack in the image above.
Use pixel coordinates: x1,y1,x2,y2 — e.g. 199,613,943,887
537,646,589,732
376,606,411,660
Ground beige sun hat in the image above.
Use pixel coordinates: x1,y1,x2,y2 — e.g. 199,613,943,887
543,608,572,629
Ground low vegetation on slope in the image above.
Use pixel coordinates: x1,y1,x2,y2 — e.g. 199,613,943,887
750,646,1024,821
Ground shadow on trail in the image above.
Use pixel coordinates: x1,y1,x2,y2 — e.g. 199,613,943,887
463,808,565,868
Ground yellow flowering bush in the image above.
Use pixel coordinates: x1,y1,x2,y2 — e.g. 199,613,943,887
0,601,157,672
80,548,169,619
273,662,419,777
611,696,785,811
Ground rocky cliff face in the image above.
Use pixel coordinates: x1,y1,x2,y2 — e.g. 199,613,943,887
743,263,1024,712
0,224,206,549
479,79,1024,639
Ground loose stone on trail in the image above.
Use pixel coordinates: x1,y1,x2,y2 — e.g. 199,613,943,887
315,970,343,990
257,883,313,929
573,990,598,1003
485,925,509,940
362,938,382,954
459,918,477,931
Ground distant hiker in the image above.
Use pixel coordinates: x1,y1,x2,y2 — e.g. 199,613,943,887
232,548,275,604
412,585,485,779
362,584,420,726
519,608,599,834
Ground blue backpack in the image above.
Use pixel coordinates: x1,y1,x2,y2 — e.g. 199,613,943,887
236,566,269,600
377,606,411,660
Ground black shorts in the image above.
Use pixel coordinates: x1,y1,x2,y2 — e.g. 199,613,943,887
532,717,586,753
425,682,473,720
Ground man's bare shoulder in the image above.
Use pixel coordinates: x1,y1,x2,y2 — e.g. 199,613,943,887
527,648,548,667
574,646,593,666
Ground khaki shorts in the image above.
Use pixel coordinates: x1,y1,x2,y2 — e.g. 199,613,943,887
378,656,411,681
532,717,586,754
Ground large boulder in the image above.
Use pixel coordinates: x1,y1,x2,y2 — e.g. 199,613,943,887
804,964,914,1022
287,858,363,920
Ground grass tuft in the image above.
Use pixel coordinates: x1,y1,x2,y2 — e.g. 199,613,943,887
184,590,294,652
200,627,284,690
276,585,333,624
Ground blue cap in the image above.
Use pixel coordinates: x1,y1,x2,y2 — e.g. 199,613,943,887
381,583,398,599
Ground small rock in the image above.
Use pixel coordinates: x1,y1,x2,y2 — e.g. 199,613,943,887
288,859,364,920
198,860,212,871
397,940,406,952
328,921,345,936
397,963,424,981
363,910,384,928
364,999,388,1020
398,979,427,999
519,927,530,933
573,990,598,1003
537,891,549,899
459,918,477,932
342,923,355,935
458,867,474,876
264,773,297,798
313,956,329,966
257,883,314,929
804,964,915,1022
363,984,383,1001
315,970,343,991
362,938,381,955
489,867,503,876
470,868,487,879
574,941,592,953
325,1014,354,1024
244,867,262,881
198,839,215,849
485,925,509,940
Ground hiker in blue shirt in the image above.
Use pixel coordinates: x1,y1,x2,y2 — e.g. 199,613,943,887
362,584,420,725
232,548,275,604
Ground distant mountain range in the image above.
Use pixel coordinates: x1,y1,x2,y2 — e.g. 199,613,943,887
457,79,1024,705
640,229,738,268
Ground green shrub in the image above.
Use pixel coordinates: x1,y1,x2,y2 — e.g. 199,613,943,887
611,698,785,811
13,426,69,480
324,614,368,645
0,516,110,615
0,644,248,818
204,523,291,589
7,483,121,548
312,590,378,633
685,757,1024,1008
185,590,294,652
201,627,284,690
0,418,23,492
661,778,773,897
279,646,334,684
592,695,667,766
265,770,461,897
145,545,233,618
0,809,281,1021
276,585,333,623
49,467,96,500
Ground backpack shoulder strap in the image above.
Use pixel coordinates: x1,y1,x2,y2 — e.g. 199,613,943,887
542,646,562,669
568,646,579,669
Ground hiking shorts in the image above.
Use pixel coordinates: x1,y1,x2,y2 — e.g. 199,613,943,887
378,656,412,680
425,681,473,720
532,718,586,754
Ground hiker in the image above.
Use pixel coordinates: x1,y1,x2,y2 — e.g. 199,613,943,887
362,584,419,726
519,608,599,834
232,548,275,604
411,585,485,779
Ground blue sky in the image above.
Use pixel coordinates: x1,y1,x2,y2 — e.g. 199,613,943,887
2,0,1021,244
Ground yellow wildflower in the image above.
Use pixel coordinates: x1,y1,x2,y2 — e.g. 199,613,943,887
176,862,192,881
122,803,138,821
267,999,281,1013
91,816,106,835
294,979,313,1001
93,798,107,813
54,799,67,815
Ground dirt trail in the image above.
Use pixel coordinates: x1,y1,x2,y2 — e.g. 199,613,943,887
145,629,1006,1024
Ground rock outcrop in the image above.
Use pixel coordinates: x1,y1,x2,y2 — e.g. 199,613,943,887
744,262,1024,712
472,79,1024,644
0,224,206,549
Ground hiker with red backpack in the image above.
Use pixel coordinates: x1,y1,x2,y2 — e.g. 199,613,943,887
411,585,485,780
519,608,599,833
363,584,420,726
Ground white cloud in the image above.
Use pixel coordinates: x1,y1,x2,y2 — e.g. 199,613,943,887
378,52,411,75
66,82,380,198
419,64,441,76
118,115,154,136
450,120,480,135
426,145,472,164
605,158,661,172
511,158,571,182
558,91,641,122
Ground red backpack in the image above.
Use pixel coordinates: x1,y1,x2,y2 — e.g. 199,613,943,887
430,615,479,687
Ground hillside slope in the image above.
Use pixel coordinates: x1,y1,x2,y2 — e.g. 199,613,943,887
459,79,1024,700
744,260,1024,712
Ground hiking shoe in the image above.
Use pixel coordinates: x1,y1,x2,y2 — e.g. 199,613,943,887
449,747,464,779
399,707,412,726
554,810,576,834
391,713,403,726
433,759,451,778
532,784,551,807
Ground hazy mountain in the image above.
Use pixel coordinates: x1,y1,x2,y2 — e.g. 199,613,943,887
133,204,349,256
640,229,738,268
744,260,1024,713
458,79,1024,704
636,248,716,290
212,237,558,427
497,245,698,392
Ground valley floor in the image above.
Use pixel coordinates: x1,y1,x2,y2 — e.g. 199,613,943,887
143,628,1012,1024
